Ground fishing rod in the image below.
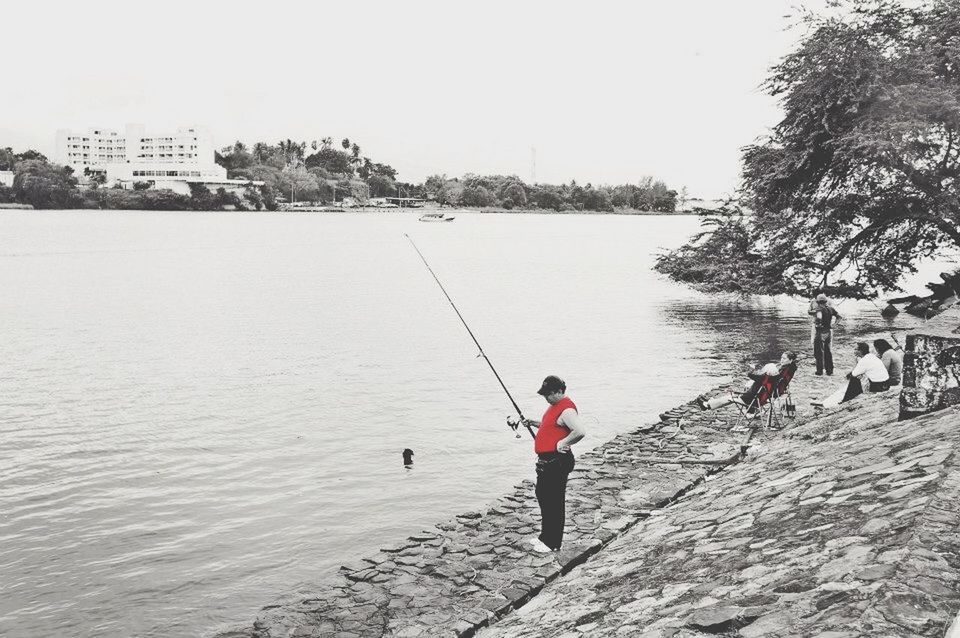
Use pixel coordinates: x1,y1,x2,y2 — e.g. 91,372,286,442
404,234,535,440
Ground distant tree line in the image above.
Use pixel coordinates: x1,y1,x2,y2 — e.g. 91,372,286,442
215,137,396,206
1,138,680,213
217,138,680,212
422,174,679,212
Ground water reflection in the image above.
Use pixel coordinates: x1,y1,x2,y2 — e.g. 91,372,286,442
658,294,926,374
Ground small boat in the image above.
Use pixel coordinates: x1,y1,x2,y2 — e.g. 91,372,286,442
418,212,455,222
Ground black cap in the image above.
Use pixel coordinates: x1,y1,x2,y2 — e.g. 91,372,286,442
537,375,566,396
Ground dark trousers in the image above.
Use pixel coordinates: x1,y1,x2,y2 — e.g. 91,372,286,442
841,378,890,403
814,331,833,375
841,377,863,403
535,452,575,550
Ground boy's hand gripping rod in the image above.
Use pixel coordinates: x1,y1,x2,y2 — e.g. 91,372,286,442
405,234,535,439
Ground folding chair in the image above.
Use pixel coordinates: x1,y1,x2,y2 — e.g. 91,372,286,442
767,363,798,429
730,363,798,432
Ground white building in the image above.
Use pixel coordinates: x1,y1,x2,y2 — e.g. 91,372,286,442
54,124,260,195
0,170,13,188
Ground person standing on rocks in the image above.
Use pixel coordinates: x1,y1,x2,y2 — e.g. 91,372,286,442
808,289,834,346
811,293,842,375
523,375,586,553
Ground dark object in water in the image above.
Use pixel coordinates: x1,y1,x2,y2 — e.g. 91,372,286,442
881,303,899,318
887,270,960,319
402,448,414,466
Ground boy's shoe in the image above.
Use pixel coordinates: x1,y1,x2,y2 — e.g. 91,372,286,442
528,537,553,553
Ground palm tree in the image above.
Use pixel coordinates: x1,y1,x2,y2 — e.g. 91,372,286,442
252,142,270,162
276,139,307,166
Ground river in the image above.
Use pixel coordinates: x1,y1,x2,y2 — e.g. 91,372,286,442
0,210,937,637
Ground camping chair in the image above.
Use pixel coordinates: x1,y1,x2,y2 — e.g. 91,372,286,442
730,363,798,432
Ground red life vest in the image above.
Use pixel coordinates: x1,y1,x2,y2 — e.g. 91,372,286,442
534,397,577,454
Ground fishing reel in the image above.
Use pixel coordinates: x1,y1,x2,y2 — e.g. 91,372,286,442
506,416,522,438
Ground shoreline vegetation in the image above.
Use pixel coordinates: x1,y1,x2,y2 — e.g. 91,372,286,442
0,141,687,214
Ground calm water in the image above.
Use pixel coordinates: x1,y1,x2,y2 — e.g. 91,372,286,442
0,210,933,637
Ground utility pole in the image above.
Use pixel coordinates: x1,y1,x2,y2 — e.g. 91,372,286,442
531,146,536,184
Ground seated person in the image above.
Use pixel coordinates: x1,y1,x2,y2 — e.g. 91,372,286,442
873,338,903,386
817,342,890,407
699,351,797,411
842,341,890,401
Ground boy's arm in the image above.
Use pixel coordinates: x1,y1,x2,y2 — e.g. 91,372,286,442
556,409,586,452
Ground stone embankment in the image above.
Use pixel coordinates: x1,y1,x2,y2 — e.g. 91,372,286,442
479,396,960,638
219,338,960,638
217,391,747,638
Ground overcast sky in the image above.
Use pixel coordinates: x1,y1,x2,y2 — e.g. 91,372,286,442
2,1,824,198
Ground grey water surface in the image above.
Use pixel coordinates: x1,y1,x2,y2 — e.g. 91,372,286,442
0,210,928,637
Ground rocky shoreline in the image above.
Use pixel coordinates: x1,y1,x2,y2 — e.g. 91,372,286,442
216,390,745,638
217,331,960,638
480,395,960,638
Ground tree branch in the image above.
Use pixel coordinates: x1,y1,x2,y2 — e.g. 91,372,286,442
799,208,960,284
916,210,960,247
940,127,955,173
821,219,894,273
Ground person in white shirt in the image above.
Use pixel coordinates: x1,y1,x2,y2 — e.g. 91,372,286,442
815,342,891,408
841,342,890,402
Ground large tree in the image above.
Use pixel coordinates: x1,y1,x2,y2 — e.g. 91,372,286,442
278,165,320,203
305,147,354,175
367,174,396,197
13,160,82,209
656,0,960,298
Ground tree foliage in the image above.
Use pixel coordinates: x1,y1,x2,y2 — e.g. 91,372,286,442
367,174,396,197
304,147,354,175
0,147,16,171
13,160,82,209
657,0,960,298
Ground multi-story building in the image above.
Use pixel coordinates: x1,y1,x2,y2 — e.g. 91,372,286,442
54,124,259,195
